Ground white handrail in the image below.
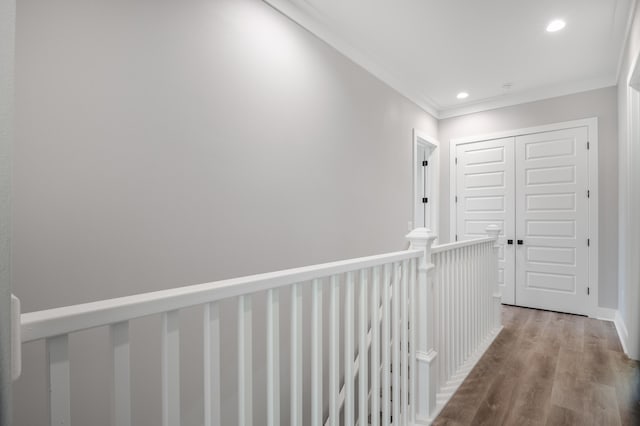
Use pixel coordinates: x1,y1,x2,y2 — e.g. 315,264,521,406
21,249,422,343
14,227,502,426
431,236,495,254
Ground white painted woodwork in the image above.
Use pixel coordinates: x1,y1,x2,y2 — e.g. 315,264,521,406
11,294,21,381
413,131,440,236
311,279,323,426
406,227,438,422
290,285,302,426
392,264,400,424
358,269,368,426
515,127,589,314
20,250,421,343
266,290,280,426
110,322,131,426
265,1,631,118
344,272,355,426
456,137,515,304
19,227,502,426
161,310,180,426
47,334,70,426
452,119,598,317
422,226,502,422
408,258,417,424
238,295,253,426
401,260,409,426
328,275,340,426
370,267,381,426
204,302,221,426
381,263,391,426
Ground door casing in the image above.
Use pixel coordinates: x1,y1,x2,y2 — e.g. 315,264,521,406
413,129,440,238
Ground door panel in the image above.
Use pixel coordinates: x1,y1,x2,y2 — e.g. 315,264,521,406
456,137,516,304
515,127,589,314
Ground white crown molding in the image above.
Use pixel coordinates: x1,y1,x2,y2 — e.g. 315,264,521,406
263,0,441,118
265,0,627,120
438,75,617,119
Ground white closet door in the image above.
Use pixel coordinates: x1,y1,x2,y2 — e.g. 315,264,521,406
456,137,516,304
514,127,589,314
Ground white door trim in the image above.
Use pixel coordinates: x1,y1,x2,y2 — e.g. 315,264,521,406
449,118,599,317
413,129,440,238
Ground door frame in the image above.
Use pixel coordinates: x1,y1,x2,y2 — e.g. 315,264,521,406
413,129,440,238
449,118,599,317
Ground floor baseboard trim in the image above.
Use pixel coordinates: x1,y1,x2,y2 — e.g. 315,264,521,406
595,307,617,321
614,310,630,356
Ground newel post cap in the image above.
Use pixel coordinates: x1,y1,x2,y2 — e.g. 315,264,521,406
405,227,437,249
485,224,501,238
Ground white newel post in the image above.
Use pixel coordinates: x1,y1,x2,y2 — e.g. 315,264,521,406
406,227,437,423
485,225,502,331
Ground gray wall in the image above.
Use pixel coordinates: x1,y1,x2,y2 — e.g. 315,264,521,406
12,0,436,424
0,0,15,423
438,87,619,309
617,1,640,359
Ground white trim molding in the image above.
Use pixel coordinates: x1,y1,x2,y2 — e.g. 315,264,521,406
614,310,630,357
264,0,629,119
263,0,440,117
412,130,440,242
449,118,600,318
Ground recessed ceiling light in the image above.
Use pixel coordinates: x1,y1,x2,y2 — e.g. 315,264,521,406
457,92,469,100
546,19,566,32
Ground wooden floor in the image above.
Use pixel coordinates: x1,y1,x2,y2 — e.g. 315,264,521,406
433,306,640,426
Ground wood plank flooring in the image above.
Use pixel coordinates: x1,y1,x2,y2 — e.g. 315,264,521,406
433,306,640,426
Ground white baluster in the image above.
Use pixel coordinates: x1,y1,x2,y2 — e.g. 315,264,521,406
455,249,460,372
358,269,368,426
486,225,502,331
382,264,391,426
266,290,280,426
312,279,323,426
437,253,445,388
465,246,471,359
464,246,472,361
485,242,490,335
162,310,180,426
204,302,221,426
401,260,409,426
370,267,381,426
345,271,355,426
238,295,253,426
329,275,340,426
408,258,417,424
392,263,400,424
444,250,450,376
470,245,480,353
110,321,131,426
290,285,302,426
47,334,70,426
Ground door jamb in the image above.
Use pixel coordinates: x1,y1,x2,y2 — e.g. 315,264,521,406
449,118,599,318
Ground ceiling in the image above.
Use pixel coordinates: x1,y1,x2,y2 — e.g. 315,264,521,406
265,0,635,118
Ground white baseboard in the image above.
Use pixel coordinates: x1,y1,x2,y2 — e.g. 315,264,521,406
595,307,617,321
426,326,504,425
614,310,630,357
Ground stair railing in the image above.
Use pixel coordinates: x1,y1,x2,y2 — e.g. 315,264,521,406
11,226,501,426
